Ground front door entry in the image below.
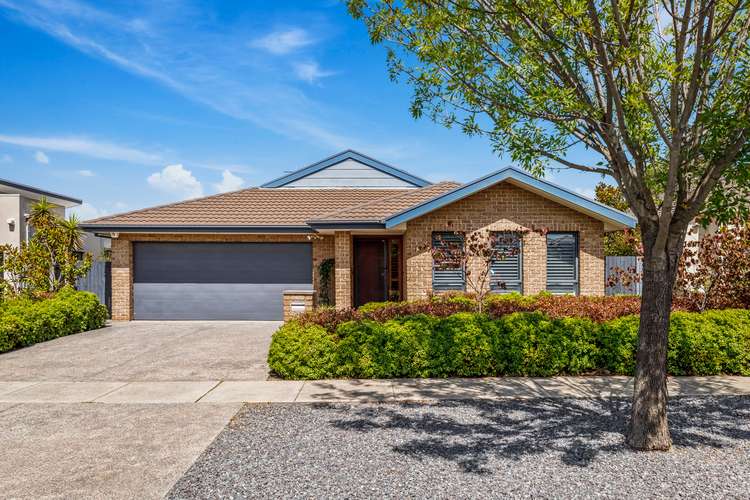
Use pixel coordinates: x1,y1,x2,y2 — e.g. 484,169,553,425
353,237,402,307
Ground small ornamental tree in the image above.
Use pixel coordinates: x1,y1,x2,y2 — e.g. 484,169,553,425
0,198,91,296
595,183,642,256
349,0,750,451
607,221,750,309
675,221,750,310
429,230,526,311
0,244,33,296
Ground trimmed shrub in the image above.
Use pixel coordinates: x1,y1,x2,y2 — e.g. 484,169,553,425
669,310,750,376
268,321,339,379
491,313,601,376
598,315,639,374
0,288,108,353
594,309,750,377
269,309,750,379
430,313,494,377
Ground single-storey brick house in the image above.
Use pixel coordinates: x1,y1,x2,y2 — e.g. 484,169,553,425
81,150,635,321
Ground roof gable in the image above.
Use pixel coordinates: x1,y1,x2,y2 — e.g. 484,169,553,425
384,167,636,231
261,150,430,188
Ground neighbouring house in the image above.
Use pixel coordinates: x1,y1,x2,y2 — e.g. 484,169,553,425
0,178,109,259
80,150,636,321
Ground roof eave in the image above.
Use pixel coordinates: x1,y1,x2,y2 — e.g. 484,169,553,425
0,178,82,207
79,224,316,234
384,167,637,230
306,220,386,230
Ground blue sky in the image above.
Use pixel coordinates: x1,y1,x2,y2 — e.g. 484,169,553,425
0,0,606,220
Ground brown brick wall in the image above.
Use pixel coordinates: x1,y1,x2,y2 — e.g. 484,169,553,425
109,181,606,319
403,182,605,299
334,231,352,309
282,291,315,320
110,232,322,320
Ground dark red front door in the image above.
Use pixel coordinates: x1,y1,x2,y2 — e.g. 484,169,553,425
354,239,387,307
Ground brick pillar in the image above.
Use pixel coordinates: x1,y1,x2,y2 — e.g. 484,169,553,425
110,238,133,320
334,231,352,309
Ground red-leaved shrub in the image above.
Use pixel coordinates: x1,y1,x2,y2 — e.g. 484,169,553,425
296,293,688,332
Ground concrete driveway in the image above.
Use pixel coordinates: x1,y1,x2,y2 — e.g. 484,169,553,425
0,321,279,499
0,402,240,499
0,321,280,381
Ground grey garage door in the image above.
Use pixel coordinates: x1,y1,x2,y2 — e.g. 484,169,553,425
133,242,312,320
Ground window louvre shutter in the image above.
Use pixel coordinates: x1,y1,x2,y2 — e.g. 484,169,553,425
432,232,465,291
490,232,522,293
546,232,579,294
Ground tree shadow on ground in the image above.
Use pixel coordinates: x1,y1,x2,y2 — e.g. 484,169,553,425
327,396,750,474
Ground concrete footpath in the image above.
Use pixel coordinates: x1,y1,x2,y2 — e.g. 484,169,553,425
2,376,749,404
1,376,748,499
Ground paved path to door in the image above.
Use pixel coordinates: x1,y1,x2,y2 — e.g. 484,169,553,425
0,320,280,381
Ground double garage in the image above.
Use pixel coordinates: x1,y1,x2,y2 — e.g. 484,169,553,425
132,242,313,320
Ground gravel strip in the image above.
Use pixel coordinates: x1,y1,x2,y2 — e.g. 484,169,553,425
169,397,750,499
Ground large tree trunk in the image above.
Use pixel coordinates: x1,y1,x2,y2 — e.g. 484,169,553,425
627,228,685,451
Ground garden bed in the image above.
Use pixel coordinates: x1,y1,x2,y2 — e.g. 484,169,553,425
268,294,749,380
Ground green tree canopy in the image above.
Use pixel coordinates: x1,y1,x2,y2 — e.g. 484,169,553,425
595,182,642,255
350,0,750,225
349,0,750,451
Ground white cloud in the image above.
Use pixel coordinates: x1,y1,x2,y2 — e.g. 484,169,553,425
34,151,50,164
147,164,203,199
214,170,244,193
250,28,315,55
68,202,105,221
77,169,95,176
0,153,11,163
0,133,252,173
0,134,163,165
293,61,335,84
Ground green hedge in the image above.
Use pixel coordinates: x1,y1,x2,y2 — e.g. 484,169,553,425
0,288,109,353
268,310,750,379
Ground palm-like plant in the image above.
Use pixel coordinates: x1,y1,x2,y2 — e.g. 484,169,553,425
6,198,93,293
60,214,85,252
27,197,55,229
